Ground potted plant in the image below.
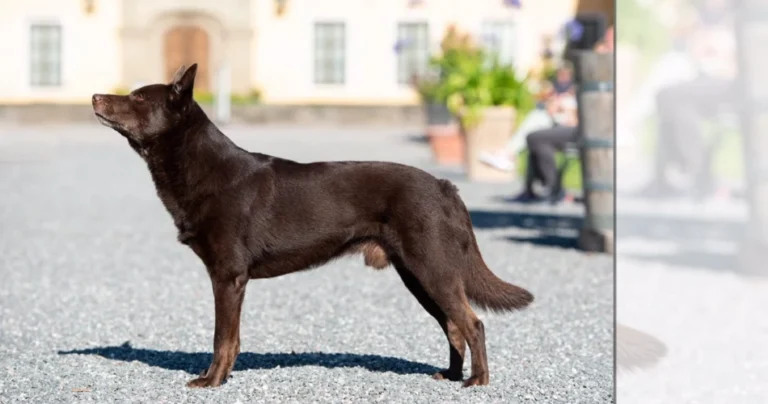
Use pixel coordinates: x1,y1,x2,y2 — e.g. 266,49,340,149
438,44,536,182
409,26,474,166
413,71,464,165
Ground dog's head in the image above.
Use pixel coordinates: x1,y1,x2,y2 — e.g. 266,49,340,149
92,64,199,144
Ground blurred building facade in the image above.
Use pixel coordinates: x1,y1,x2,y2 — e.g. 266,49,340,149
0,0,612,105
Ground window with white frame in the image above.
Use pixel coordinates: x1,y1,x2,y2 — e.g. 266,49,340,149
314,22,346,85
29,23,62,87
480,21,517,66
396,22,429,85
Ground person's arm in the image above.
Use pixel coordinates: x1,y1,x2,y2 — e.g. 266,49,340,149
545,96,560,117
548,95,579,126
562,108,578,127
561,98,579,126
689,25,737,79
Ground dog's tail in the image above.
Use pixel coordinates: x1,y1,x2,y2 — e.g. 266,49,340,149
463,245,534,312
438,179,534,312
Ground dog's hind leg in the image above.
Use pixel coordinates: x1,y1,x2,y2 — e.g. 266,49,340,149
404,262,490,387
436,284,489,387
435,284,489,387
394,266,465,381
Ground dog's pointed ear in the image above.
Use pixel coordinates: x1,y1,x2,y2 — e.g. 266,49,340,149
170,63,198,97
170,64,187,84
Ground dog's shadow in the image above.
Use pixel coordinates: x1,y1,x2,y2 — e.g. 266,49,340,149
58,342,440,376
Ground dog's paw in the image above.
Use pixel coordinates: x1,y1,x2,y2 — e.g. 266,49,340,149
186,376,222,388
461,374,489,388
432,369,463,382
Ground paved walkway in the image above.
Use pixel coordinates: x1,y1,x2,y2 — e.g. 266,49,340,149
0,124,612,404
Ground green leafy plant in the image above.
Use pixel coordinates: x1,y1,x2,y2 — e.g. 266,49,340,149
111,86,130,95
411,25,478,106
541,61,558,83
193,90,215,104
110,86,262,105
194,87,262,105
231,87,263,105
431,45,536,129
421,25,536,129
411,71,441,104
617,0,670,74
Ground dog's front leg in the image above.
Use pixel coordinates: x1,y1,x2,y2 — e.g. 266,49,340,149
187,272,248,388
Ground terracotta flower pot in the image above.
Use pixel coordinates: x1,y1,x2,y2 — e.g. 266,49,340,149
424,103,464,165
462,106,516,183
428,125,464,165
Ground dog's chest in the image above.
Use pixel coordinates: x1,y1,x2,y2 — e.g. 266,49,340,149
146,165,193,239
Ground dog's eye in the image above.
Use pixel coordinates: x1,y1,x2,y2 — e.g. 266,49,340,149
133,94,145,102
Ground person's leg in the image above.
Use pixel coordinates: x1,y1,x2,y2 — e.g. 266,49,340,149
479,108,554,172
686,79,735,198
503,108,555,155
643,78,734,198
512,150,541,202
509,137,550,203
526,126,578,202
651,84,704,184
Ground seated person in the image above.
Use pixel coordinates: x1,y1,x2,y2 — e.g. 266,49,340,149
507,25,614,204
514,95,579,204
479,63,576,172
635,0,736,199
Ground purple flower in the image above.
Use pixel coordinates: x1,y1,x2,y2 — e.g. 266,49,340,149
503,0,521,8
394,39,411,53
565,19,584,41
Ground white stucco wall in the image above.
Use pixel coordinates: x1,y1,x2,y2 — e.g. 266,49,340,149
0,0,122,103
0,0,583,104
251,0,580,104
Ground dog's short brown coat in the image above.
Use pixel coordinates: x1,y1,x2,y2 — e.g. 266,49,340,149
92,64,533,388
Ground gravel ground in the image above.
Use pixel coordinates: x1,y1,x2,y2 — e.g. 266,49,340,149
0,125,613,404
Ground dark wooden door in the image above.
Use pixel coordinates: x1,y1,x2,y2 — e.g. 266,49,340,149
164,26,210,92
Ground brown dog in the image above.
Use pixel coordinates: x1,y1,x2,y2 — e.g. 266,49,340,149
91,64,534,388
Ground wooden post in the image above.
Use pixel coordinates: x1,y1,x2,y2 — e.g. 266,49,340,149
735,0,768,274
575,51,614,253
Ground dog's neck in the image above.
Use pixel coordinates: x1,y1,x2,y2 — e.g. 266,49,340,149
142,106,254,237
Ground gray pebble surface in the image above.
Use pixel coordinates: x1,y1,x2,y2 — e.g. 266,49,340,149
0,125,612,403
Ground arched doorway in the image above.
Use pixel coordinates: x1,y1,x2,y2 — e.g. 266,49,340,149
164,25,210,92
